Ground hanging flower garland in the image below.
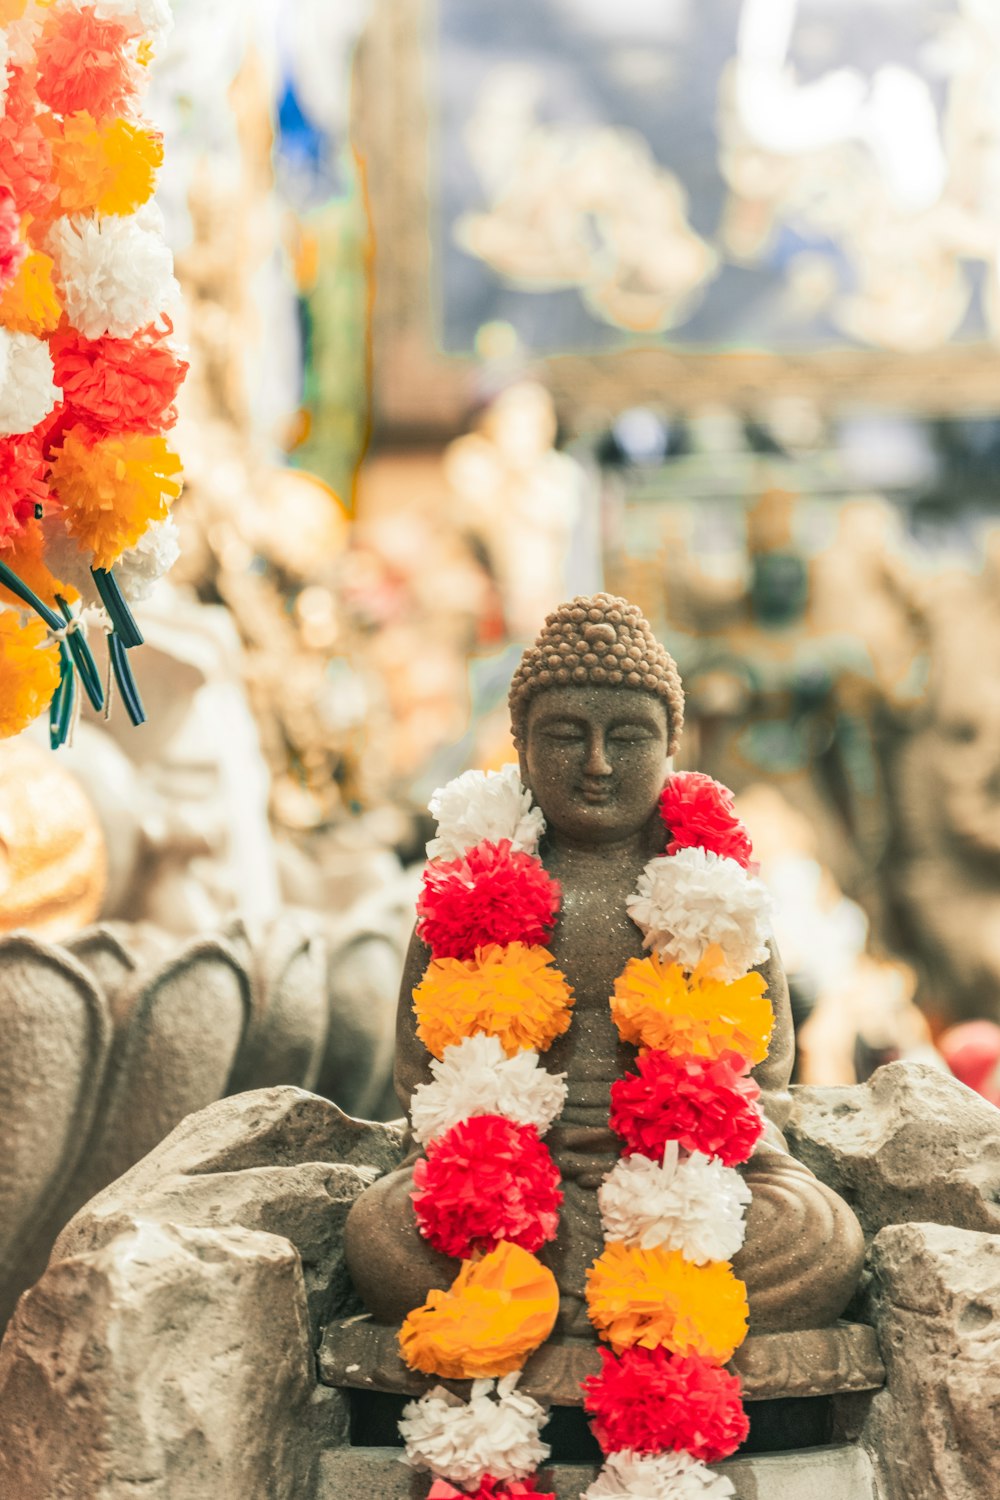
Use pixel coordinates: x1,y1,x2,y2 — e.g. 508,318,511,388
398,764,772,1498
584,770,773,1498
0,0,186,746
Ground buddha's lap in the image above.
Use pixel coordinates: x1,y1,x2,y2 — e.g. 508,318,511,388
343,1149,866,1333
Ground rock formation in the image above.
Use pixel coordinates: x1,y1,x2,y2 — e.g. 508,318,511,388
0,914,400,1331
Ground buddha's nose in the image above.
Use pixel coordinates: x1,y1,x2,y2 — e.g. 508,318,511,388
584,735,613,777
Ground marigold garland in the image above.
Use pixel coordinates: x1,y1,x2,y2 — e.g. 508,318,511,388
609,1049,763,1167
401,757,774,1491
0,611,61,737
610,952,772,1064
399,1241,560,1380
417,839,561,961
414,942,574,1060
48,424,182,567
412,1114,563,1259
582,1346,749,1462
659,772,754,869
0,0,184,738
586,1242,748,1362
52,111,162,216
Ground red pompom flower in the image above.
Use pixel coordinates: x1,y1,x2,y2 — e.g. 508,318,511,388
417,839,560,960
36,9,140,121
659,772,754,868
429,1481,554,1499
0,188,25,291
610,1049,763,1167
582,1345,749,1462
0,434,51,547
50,326,189,434
412,1114,563,1259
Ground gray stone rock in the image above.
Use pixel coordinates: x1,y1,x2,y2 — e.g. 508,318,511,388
786,1062,1000,1238
862,1222,1000,1500
0,913,402,1332
53,1088,405,1340
0,1219,326,1500
0,936,111,1328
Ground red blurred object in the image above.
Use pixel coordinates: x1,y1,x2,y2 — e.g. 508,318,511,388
938,1022,1000,1107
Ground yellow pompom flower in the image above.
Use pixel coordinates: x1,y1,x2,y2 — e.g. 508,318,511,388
0,251,62,335
611,951,773,1065
0,0,29,22
399,1241,559,1379
413,942,575,1059
0,612,61,739
586,1242,749,1362
49,429,183,570
52,113,163,218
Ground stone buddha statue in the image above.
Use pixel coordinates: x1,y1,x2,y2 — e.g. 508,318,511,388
344,593,865,1347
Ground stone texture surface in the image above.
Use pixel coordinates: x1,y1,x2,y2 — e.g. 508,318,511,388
0,914,401,1329
861,1222,1000,1500
53,1088,405,1342
0,1219,329,1500
315,1444,878,1500
787,1062,1000,1239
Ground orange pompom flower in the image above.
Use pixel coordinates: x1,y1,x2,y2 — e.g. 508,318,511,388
0,520,77,610
52,113,163,217
36,9,140,122
399,1241,559,1379
0,250,62,335
611,952,773,1065
0,612,61,738
48,426,183,569
414,943,574,1060
0,0,29,22
586,1243,749,1362
0,68,58,222
50,325,187,433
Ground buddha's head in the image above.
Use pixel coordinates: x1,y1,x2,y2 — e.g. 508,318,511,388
510,594,684,844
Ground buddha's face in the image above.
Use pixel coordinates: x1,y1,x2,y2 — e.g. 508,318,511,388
521,686,669,845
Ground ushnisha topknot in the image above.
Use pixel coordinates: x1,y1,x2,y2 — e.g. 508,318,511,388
509,593,685,756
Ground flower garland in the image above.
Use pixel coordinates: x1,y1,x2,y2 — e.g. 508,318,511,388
0,0,185,745
398,764,774,1498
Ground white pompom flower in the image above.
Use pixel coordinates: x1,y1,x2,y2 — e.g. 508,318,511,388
409,1033,567,1145
427,762,545,861
0,331,61,436
399,1374,549,1487
598,1141,752,1263
47,207,180,341
627,847,772,980
115,516,180,602
65,0,173,43
584,1450,736,1499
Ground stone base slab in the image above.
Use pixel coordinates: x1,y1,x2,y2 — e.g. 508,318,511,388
317,1443,878,1499
319,1316,885,1404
